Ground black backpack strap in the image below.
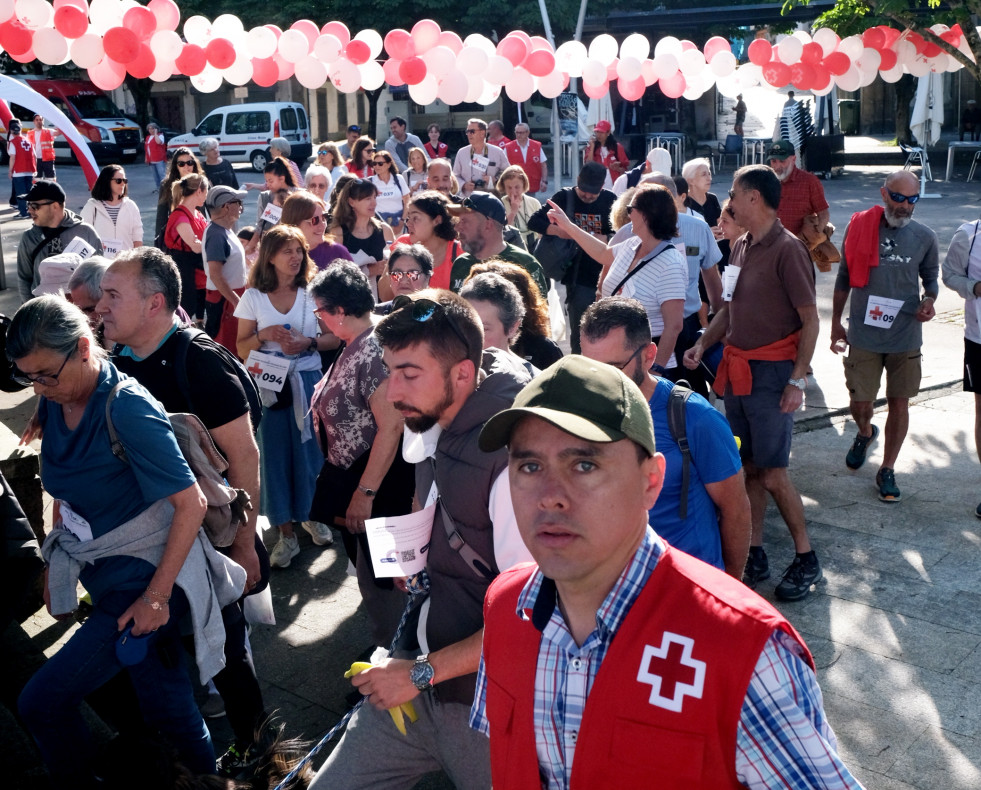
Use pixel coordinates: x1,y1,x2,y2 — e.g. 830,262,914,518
665,382,694,521
430,457,497,582
28,225,71,268
105,381,135,464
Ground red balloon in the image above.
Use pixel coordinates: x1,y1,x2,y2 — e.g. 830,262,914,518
9,46,36,64
175,43,207,76
524,48,555,77
383,58,404,86
878,49,897,71
823,52,851,76
346,39,371,65
123,6,157,39
274,53,294,81
103,26,141,64
0,19,34,56
384,29,414,60
923,42,943,58
747,38,772,67
252,57,278,87
205,38,236,70
53,6,88,39
811,65,831,91
862,29,885,50
906,32,926,55
399,56,427,85
127,45,156,79
879,26,901,48
762,60,791,87
941,30,961,47
618,76,646,102
790,63,814,91
583,79,608,100
659,72,686,99
497,35,529,67
801,42,823,65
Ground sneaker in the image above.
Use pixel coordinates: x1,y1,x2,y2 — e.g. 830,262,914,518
876,467,901,502
302,519,334,546
743,546,770,588
775,553,823,601
845,424,879,470
216,742,258,778
269,534,300,568
975,502,981,520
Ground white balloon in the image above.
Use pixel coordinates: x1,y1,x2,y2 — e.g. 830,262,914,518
295,56,328,89
617,56,642,82
456,45,488,75
151,30,183,61
895,40,916,67
791,30,812,46
279,29,310,63
313,34,342,64
651,53,679,81
359,59,385,90
582,59,606,86
777,36,802,65
33,27,69,63
463,33,495,57
437,70,468,105
679,49,706,76
505,67,536,102
222,56,254,86
0,0,13,23
683,74,708,100
879,63,905,83
946,53,964,72
247,27,278,60
812,28,840,57
908,55,932,77
14,0,51,29
183,15,213,47
213,14,245,40
89,0,124,35
191,66,223,94
464,74,484,103
834,66,862,92
620,33,650,61
838,35,864,60
408,74,439,105
716,72,742,98
654,36,682,59
857,65,877,88
150,60,174,82
736,63,762,90
539,69,566,98
709,51,737,77
423,45,455,77
71,33,106,69
477,82,501,106
857,47,881,75
485,55,513,86
354,29,383,59
588,33,618,66
555,40,587,78
329,58,362,93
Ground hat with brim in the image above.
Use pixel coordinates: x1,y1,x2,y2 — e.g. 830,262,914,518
766,139,795,161
479,355,656,456
447,192,506,225
205,185,247,209
33,253,83,297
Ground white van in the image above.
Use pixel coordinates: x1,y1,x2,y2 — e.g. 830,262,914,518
167,102,312,171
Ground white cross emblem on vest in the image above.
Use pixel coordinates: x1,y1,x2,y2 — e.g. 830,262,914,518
636,631,706,712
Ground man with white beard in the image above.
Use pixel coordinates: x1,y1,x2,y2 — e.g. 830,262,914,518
767,139,829,237
830,170,939,502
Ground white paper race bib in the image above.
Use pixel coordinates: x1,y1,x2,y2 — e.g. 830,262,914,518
63,236,96,259
863,295,904,329
259,202,282,226
722,266,741,301
245,350,291,392
101,238,124,259
470,153,490,177
59,500,94,542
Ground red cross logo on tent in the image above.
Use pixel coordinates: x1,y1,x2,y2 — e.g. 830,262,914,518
636,632,706,712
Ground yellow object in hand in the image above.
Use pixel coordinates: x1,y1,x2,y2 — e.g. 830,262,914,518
344,661,418,735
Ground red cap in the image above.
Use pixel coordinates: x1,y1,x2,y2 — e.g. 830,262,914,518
594,120,612,133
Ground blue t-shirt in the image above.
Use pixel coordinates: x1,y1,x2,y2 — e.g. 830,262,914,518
39,360,196,602
648,378,741,569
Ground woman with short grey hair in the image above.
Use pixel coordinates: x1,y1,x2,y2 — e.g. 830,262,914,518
270,137,304,188
199,137,239,189
460,271,528,367
66,257,110,341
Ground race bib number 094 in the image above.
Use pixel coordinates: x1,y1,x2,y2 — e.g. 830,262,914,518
245,350,291,393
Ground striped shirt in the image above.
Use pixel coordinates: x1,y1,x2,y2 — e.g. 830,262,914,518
470,528,864,790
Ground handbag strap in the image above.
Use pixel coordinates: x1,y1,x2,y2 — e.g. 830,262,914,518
610,241,672,296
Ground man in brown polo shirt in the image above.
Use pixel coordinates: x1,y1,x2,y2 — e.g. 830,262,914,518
685,164,821,601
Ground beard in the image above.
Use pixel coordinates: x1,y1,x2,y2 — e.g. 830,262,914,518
884,206,912,228
395,377,456,434
775,164,793,182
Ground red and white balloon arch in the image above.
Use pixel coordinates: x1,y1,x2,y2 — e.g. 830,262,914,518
0,0,973,103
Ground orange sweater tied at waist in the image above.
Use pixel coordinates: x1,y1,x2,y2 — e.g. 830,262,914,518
713,332,801,397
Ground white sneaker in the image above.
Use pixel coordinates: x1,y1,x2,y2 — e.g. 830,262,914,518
302,520,334,546
269,535,300,568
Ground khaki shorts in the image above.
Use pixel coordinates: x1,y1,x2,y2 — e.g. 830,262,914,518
844,346,922,401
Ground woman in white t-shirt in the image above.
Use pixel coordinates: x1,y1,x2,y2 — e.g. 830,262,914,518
234,225,337,569
368,150,409,235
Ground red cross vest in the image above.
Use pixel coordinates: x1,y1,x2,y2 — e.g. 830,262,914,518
27,128,55,162
145,134,166,163
9,134,36,175
482,546,813,790
504,140,544,193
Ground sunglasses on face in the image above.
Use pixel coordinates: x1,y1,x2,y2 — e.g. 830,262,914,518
112,177,128,184
305,215,324,226
318,149,329,155
466,129,481,135
372,160,388,167
176,160,194,167
389,269,424,283
391,295,472,361
887,190,920,204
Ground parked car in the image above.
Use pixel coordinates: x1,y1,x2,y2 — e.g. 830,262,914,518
166,102,312,171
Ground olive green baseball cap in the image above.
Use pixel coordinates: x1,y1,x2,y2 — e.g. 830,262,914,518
479,355,656,456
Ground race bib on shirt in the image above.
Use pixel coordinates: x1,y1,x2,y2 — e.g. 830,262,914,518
470,153,490,178
722,266,741,301
260,202,282,226
59,500,94,542
101,238,124,259
863,295,904,328
63,237,96,259
245,350,290,393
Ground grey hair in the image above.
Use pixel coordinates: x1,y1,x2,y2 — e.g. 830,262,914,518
67,256,110,301
112,247,182,312
514,122,530,133
304,164,332,187
641,172,679,198
681,158,712,180
199,137,220,155
459,272,525,343
7,294,105,361
270,137,291,156
466,118,488,132
388,243,434,276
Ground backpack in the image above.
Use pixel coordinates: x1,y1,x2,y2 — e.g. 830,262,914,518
105,381,251,548
665,381,695,521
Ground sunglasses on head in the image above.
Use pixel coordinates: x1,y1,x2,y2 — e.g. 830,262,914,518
391,295,472,361
887,190,920,204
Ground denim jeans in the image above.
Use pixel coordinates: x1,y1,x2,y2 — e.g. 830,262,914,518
150,160,167,189
18,586,214,782
12,174,32,216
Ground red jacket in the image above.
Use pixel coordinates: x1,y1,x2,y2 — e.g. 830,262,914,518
27,128,56,162
482,547,812,790
586,140,628,179
504,139,545,193
144,133,166,164
424,141,448,160
8,134,36,175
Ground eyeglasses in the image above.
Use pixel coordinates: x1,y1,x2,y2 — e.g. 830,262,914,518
887,190,920,204
312,305,332,318
372,160,388,167
112,177,128,184
27,201,55,211
176,159,194,167
466,129,481,135
391,295,472,361
389,269,424,283
13,348,74,387
617,345,647,372
304,215,324,226
626,205,637,214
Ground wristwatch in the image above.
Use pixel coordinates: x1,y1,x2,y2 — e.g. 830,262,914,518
788,377,807,391
410,654,435,691
357,484,377,498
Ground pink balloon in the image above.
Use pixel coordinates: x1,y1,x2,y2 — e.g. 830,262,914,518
509,30,533,49
346,39,370,65
437,31,463,54
399,56,427,85
89,57,126,90
53,5,87,38
205,37,236,69
274,53,295,80
680,40,697,52
583,79,608,100
252,57,278,87
703,36,729,61
10,46,36,64
53,0,88,10
266,25,283,40
104,26,141,64
123,7,157,39
383,57,403,85
497,36,528,67
290,20,319,49
659,71,686,99
127,44,156,79
411,19,440,53
747,39,772,66
320,21,348,46
147,0,179,33
606,58,620,81
529,35,552,52
524,48,555,77
0,19,33,55
175,43,207,76
384,29,414,60
618,75,646,101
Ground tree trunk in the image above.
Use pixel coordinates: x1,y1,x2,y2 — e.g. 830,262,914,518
894,74,916,145
124,75,153,129
365,87,384,141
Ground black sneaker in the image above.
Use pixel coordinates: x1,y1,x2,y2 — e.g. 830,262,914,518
743,546,770,588
876,467,901,502
217,742,258,778
775,553,823,601
974,502,981,520
845,424,879,470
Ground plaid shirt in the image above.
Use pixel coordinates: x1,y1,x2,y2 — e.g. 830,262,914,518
470,528,865,790
777,165,830,236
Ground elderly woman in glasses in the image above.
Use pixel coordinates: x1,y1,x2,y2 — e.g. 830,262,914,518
375,243,434,315
199,137,239,189
281,191,352,271
309,261,414,645
80,165,143,259
9,295,242,785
